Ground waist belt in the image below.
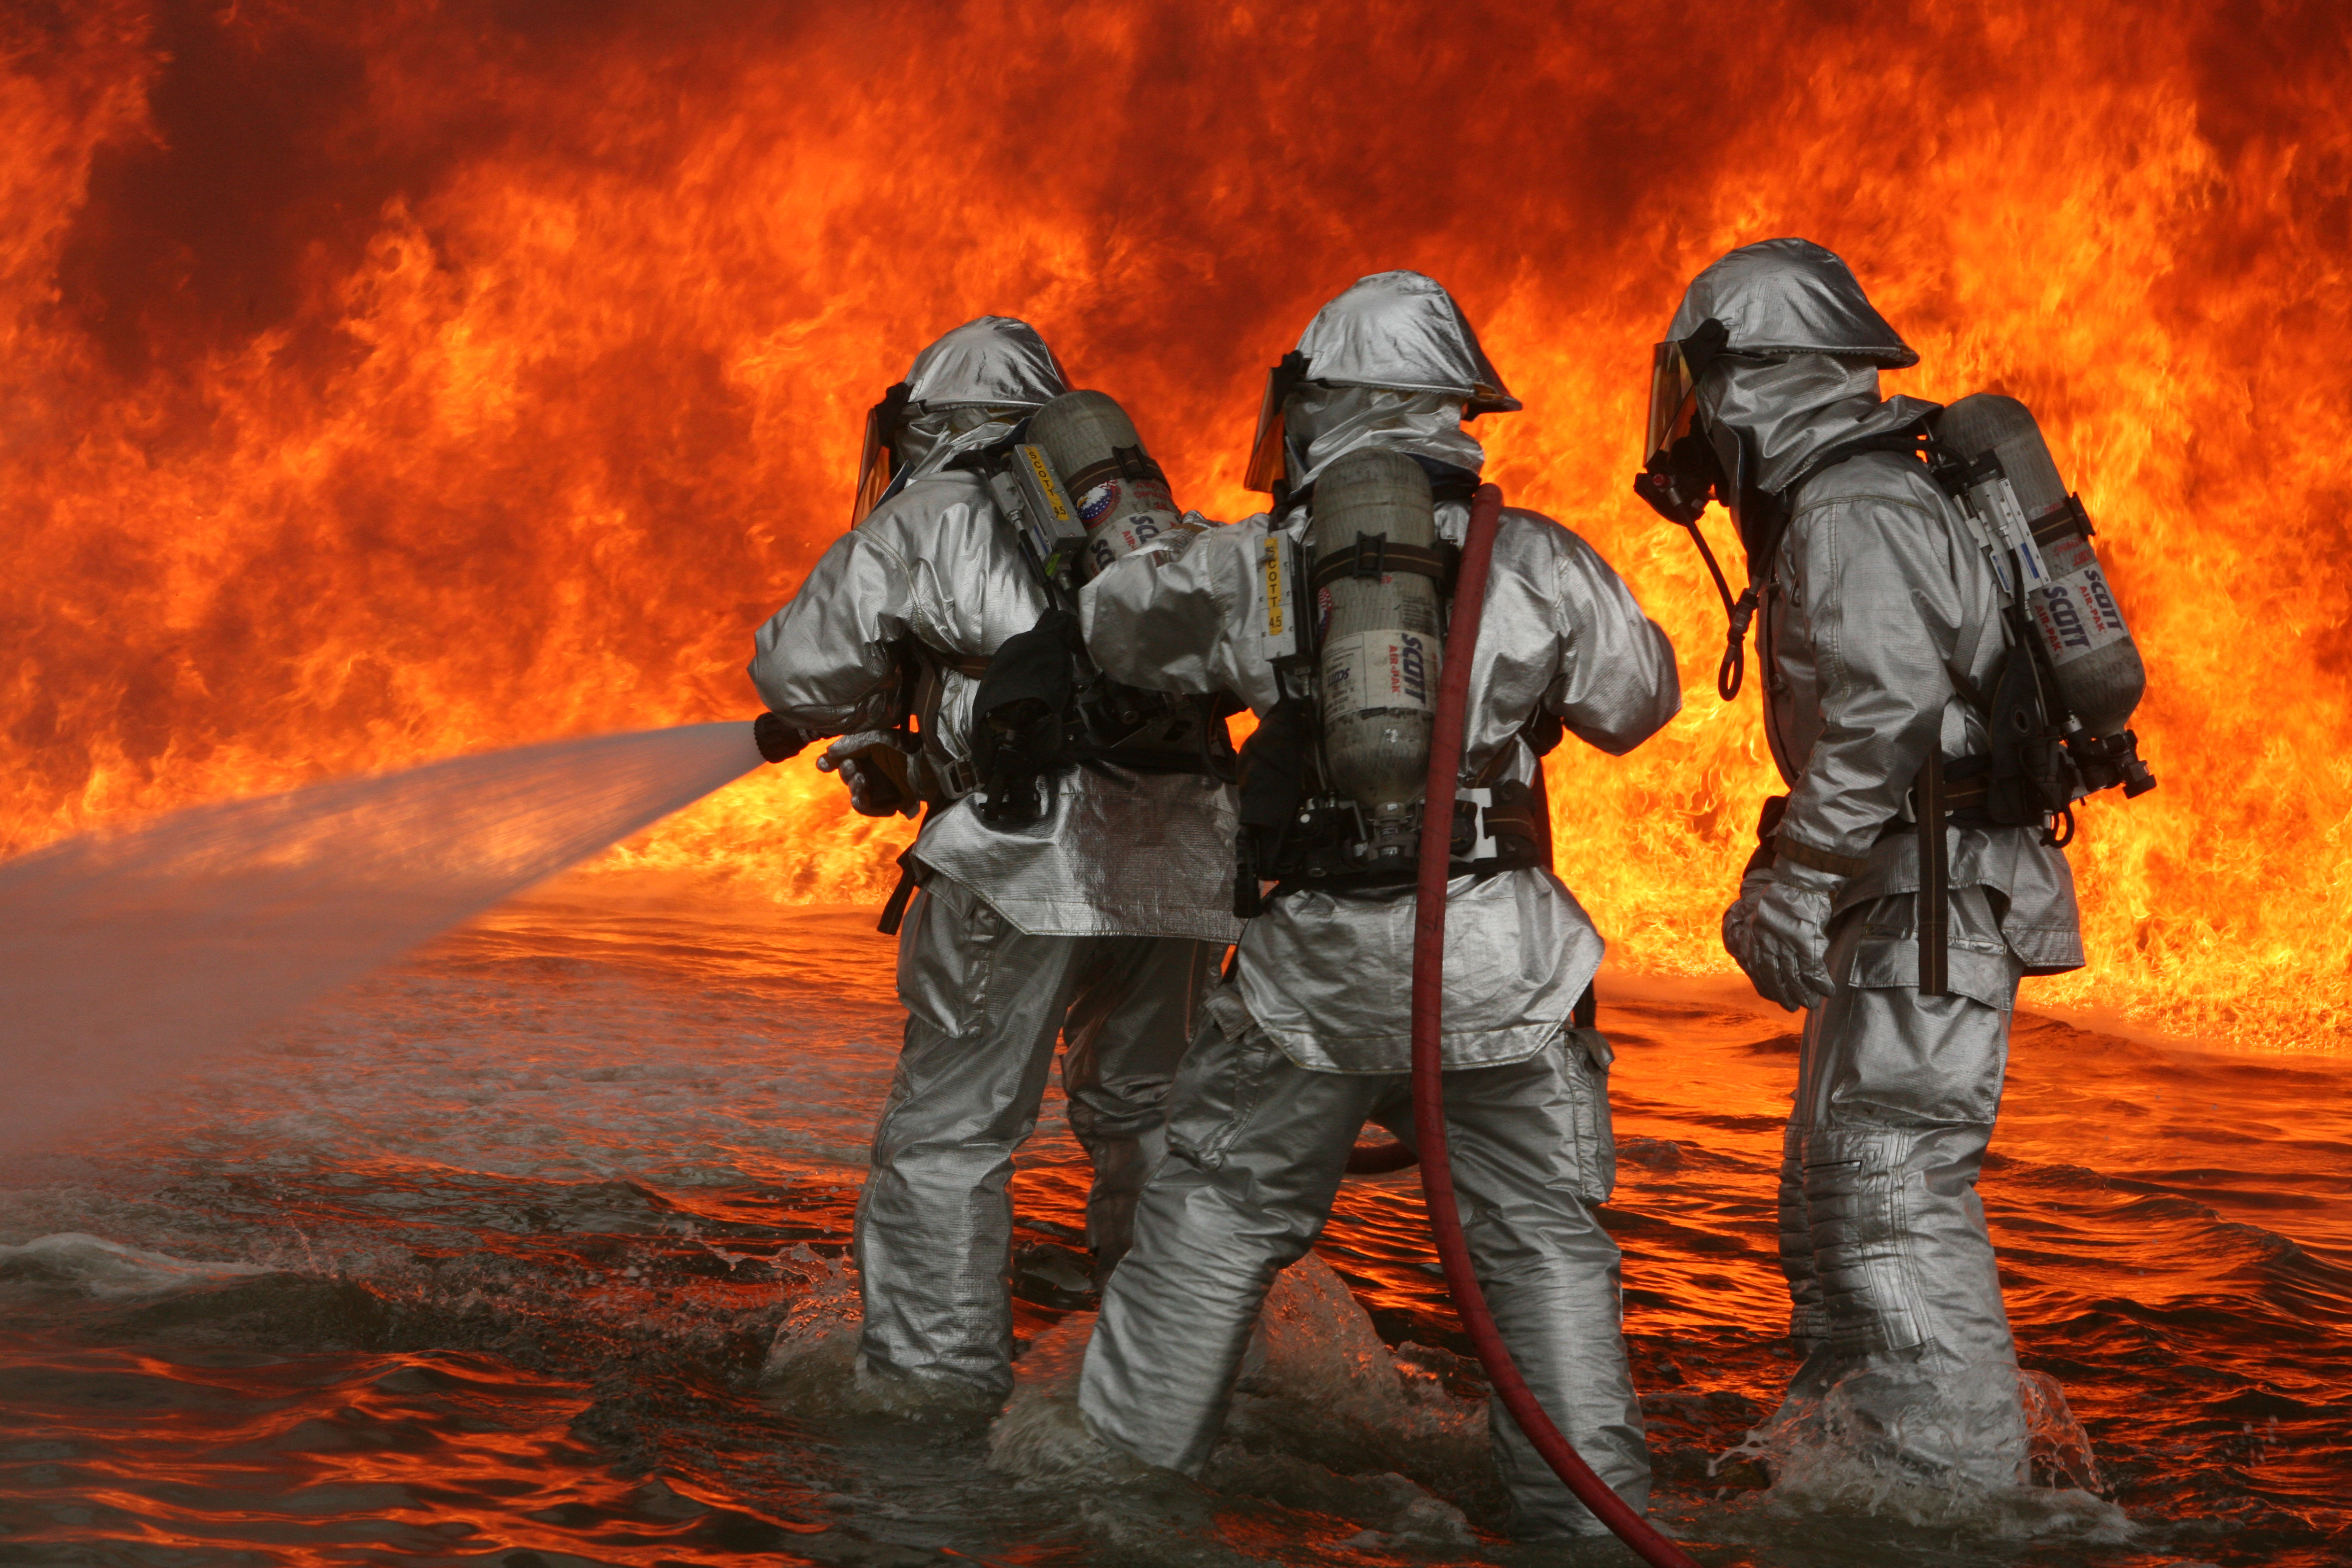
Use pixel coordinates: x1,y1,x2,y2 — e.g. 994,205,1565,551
1753,759,2011,877
1873,757,2000,841
1265,776,1548,902
1452,783,1548,862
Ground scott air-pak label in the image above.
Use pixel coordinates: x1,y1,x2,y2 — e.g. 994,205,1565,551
1018,445,1077,530
1320,628,1439,717
2031,545,2131,664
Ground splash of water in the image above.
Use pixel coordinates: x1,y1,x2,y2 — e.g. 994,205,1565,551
0,724,762,1152
985,1252,1487,1549
1713,1362,2134,1543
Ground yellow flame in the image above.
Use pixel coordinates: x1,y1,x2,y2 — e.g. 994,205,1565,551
2,3,2345,1051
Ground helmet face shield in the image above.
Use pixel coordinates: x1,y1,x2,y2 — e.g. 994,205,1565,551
853,381,912,525
1643,338,1698,468
1244,351,1311,494
1632,318,1736,527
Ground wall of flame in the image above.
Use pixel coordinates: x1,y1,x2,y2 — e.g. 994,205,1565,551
5,2,2347,1049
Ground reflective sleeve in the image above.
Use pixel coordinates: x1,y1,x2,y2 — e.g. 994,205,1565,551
746,526,913,733
1542,527,1683,756
1079,521,1280,712
1774,491,1965,866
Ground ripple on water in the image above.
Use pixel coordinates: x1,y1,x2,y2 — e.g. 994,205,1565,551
0,897,2344,1565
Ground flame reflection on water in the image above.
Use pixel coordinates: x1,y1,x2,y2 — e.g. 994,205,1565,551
0,892,2344,1565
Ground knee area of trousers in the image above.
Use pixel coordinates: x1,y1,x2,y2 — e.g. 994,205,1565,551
1154,1165,1326,1260
1798,1126,1907,1182
1066,1103,1168,1142
1801,1123,1990,1201
1914,1124,1996,1198
868,1136,1022,1179
1462,1203,1618,1273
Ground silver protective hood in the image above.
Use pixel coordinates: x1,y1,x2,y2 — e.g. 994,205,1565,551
855,317,1069,522
1298,271,1520,410
1697,353,1940,499
1639,237,1934,550
1666,239,1917,366
1282,384,1486,489
1247,271,1517,492
903,315,1069,409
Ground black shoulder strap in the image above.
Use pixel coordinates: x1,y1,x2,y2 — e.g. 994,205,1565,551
876,838,926,935
1784,425,1937,497
1231,696,1319,917
942,416,1033,475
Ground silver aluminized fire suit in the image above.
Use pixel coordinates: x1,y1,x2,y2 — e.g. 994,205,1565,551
1671,241,2084,1485
749,317,1240,1405
1071,273,1683,1539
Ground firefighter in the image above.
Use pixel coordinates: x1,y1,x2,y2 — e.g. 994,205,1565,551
749,317,1238,1409
1637,238,2087,1485
1067,273,1682,1538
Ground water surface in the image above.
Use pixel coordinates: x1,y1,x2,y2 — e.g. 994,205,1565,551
1,891,2342,1566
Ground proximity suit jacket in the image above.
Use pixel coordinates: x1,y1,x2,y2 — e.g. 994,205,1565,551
749,434,1240,944
1081,496,1681,1072
1759,447,2085,997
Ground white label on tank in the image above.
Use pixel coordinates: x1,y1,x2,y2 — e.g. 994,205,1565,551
1081,481,1180,578
2032,564,2131,665
1321,629,1439,716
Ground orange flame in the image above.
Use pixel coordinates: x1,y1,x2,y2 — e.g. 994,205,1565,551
4,3,2346,1050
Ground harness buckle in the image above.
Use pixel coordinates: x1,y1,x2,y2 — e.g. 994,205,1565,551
1453,786,1497,863
940,754,978,800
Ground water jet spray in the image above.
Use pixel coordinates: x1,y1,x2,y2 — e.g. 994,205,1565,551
0,720,784,1151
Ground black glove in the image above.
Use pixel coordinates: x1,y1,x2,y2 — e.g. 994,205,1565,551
753,712,815,764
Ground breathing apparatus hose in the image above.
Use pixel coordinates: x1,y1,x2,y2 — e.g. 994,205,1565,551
1413,485,1702,1568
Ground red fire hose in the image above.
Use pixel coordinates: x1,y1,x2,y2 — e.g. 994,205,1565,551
1412,485,1701,1568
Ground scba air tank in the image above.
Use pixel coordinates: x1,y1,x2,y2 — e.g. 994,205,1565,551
1936,394,2147,738
1025,390,1186,580
1314,448,1440,864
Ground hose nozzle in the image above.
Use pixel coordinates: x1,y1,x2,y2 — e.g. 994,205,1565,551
753,712,815,764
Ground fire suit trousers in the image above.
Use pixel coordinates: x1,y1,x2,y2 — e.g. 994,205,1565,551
1774,887,2031,1486
855,874,1217,1401
1078,990,1651,1540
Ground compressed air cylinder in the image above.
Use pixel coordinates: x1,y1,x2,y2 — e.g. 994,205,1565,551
1937,394,2146,737
1026,390,1185,580
1314,448,1440,863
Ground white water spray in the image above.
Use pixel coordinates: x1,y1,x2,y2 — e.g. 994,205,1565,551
0,724,763,1151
